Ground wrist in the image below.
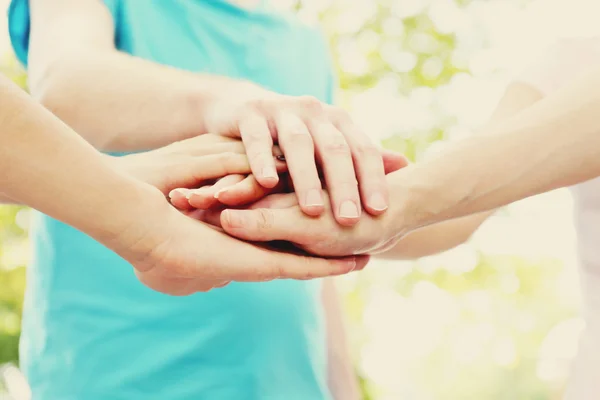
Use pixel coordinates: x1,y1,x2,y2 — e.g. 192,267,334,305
385,166,440,238
74,169,167,250
191,78,266,134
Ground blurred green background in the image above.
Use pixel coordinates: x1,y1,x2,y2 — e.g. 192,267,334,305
0,0,585,398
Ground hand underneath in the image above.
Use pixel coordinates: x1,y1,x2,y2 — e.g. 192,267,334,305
107,188,369,296
199,191,402,257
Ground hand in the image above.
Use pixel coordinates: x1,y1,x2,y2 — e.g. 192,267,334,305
205,90,392,226
172,150,409,211
106,188,370,296
111,134,286,199
199,191,400,257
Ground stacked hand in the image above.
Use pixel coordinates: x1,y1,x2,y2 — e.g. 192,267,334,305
107,134,370,296
112,93,408,296
203,91,398,224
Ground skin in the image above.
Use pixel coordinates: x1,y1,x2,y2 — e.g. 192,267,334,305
27,0,392,226
180,82,543,259
0,74,368,296
201,60,600,258
24,0,374,394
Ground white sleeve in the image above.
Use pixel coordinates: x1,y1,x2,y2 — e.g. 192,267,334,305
516,37,600,96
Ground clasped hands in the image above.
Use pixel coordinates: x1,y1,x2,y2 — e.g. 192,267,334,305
109,95,409,295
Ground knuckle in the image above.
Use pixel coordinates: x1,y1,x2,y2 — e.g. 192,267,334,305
252,265,276,282
216,152,244,172
328,106,351,123
216,151,236,163
354,142,381,159
285,122,309,137
299,96,323,113
323,135,351,155
249,98,273,113
254,209,275,230
286,130,314,147
241,123,268,142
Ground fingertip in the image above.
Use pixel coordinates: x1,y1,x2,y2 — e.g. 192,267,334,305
364,192,389,216
257,174,279,189
300,189,324,216
300,204,325,217
169,188,191,199
353,255,371,272
188,191,218,210
382,150,410,173
335,216,360,227
336,200,361,226
331,257,359,275
220,209,239,230
168,189,193,210
213,188,227,200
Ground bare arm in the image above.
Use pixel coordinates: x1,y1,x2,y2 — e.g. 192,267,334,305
322,279,361,400
377,82,544,259
0,73,154,239
389,63,600,233
26,0,394,225
27,0,259,152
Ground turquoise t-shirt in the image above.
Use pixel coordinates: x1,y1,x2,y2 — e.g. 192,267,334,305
8,1,336,399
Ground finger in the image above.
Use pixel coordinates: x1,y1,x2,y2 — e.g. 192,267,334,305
220,207,318,243
309,119,361,226
334,114,389,217
193,208,223,228
191,141,246,156
166,135,242,156
168,152,285,197
187,152,279,181
215,175,286,207
169,188,194,211
199,192,299,229
135,270,222,296
238,113,279,188
275,111,324,216
381,150,409,174
231,247,363,281
188,174,245,209
249,192,299,209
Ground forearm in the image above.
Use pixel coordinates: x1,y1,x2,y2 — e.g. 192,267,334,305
376,213,489,259
390,67,600,233
0,74,154,240
29,49,259,152
322,279,360,400
379,82,543,258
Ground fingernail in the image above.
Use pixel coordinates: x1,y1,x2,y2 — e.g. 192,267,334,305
187,188,205,200
369,193,388,211
339,201,359,219
169,188,190,199
346,259,357,272
223,210,244,229
214,189,228,199
261,166,278,181
305,189,323,207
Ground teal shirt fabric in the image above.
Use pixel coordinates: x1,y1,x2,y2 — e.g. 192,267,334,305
8,1,335,399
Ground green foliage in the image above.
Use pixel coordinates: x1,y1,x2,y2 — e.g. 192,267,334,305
0,206,27,366
0,1,576,399
0,52,28,370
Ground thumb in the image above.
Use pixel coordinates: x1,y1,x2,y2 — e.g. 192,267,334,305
381,150,409,174
220,207,308,243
